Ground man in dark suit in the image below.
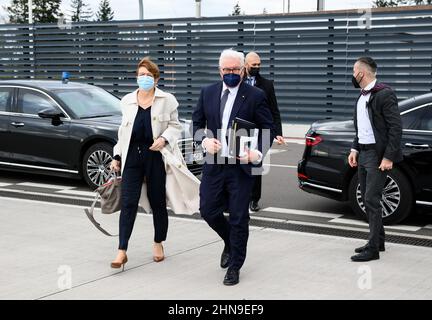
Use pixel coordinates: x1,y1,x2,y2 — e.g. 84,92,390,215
244,52,284,212
348,57,403,262
192,49,274,285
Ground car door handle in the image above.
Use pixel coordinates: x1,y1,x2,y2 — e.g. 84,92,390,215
11,122,25,128
405,143,430,149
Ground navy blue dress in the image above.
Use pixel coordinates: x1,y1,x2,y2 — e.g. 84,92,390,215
130,106,154,147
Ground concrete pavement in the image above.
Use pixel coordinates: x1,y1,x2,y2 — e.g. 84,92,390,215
2,197,432,300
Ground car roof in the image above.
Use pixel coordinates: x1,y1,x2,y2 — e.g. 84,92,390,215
0,80,96,91
2,80,431,112
399,92,432,112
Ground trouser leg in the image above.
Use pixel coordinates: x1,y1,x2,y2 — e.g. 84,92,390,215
225,166,254,270
359,150,387,252
146,152,168,243
119,147,145,250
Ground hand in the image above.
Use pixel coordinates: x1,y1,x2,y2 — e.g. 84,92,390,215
203,138,222,155
275,135,285,145
237,147,260,164
348,151,358,168
149,137,166,151
110,159,121,172
379,158,393,171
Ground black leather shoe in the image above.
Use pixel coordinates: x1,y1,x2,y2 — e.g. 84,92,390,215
249,201,260,212
351,249,380,262
355,243,385,253
223,269,240,286
220,246,230,269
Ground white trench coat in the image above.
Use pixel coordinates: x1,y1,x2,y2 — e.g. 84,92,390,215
113,88,200,215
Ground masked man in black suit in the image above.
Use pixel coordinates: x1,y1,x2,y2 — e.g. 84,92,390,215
348,57,403,262
244,52,284,212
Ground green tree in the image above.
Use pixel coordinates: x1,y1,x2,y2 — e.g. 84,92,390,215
231,2,241,16
406,0,432,4
5,0,26,23
6,0,62,23
96,0,114,21
374,0,398,6
34,0,62,23
69,0,93,22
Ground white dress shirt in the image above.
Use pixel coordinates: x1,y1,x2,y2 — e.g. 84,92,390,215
220,83,239,157
202,82,262,162
246,76,256,86
356,79,377,145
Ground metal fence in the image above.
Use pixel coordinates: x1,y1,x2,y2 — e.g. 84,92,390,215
1,6,431,124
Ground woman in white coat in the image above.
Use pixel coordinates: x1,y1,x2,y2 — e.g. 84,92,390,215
110,57,199,270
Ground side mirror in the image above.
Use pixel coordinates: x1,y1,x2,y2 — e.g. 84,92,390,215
38,108,65,120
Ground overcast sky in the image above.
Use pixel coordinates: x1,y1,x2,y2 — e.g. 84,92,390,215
0,0,374,22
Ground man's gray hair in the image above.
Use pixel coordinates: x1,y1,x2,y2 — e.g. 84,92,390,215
219,49,245,68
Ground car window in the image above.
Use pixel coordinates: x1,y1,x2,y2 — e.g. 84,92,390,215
52,87,121,119
17,89,58,115
401,106,426,129
417,105,432,131
0,87,12,112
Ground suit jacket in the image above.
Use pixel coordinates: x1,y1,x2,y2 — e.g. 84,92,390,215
254,74,283,137
352,85,403,163
113,87,200,214
192,81,275,176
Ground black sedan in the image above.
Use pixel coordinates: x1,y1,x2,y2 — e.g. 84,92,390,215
298,92,432,225
0,80,203,189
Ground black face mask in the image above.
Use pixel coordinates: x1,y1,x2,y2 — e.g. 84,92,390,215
352,73,362,89
249,67,260,77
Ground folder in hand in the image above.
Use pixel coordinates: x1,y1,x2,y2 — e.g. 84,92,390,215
228,117,259,158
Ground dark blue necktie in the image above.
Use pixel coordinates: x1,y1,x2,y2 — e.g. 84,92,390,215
220,89,230,121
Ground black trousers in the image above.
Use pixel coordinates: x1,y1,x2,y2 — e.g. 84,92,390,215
251,175,262,203
200,164,254,271
119,144,168,251
358,149,387,252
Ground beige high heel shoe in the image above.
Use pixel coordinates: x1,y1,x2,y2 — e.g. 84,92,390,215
111,254,128,271
153,243,165,262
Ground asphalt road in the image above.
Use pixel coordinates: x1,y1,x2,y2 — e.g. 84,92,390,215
0,142,352,217
264,142,431,220
1,141,432,242
261,142,353,214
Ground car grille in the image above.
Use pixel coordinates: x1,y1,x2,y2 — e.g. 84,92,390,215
177,138,203,176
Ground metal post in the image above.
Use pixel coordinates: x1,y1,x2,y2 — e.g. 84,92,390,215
28,0,33,24
283,0,291,14
28,0,34,78
317,0,325,11
138,0,144,20
196,0,202,18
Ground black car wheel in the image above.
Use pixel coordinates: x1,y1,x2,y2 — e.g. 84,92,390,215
82,142,113,189
348,167,413,225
